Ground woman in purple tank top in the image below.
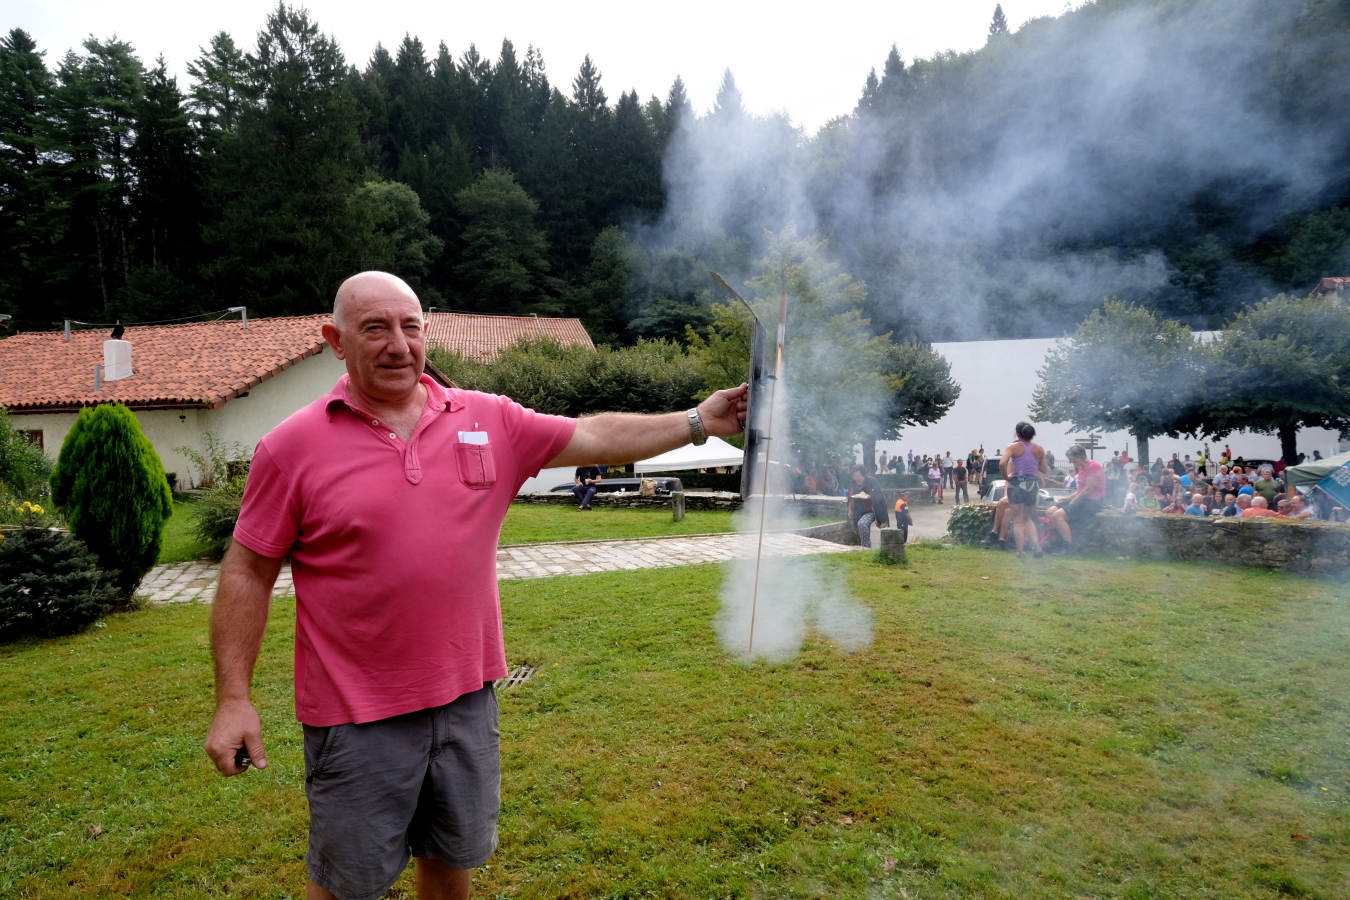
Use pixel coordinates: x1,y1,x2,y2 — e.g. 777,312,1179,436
999,421,1047,558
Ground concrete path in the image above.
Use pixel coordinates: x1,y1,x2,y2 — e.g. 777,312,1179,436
136,532,863,605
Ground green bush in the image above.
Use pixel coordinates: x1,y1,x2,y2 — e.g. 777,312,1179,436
0,407,52,500
174,431,249,490
192,470,248,559
946,503,996,545
0,527,121,641
428,337,706,417
49,404,173,597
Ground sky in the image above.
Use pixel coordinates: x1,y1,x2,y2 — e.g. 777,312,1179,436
9,0,1072,134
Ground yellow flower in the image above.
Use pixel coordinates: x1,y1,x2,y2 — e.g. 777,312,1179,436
30,505,42,516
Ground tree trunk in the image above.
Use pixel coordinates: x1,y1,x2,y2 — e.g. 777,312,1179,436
1278,423,1299,465
861,438,876,474
1133,431,1150,468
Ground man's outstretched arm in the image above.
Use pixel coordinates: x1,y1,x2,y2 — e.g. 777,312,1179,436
547,383,748,468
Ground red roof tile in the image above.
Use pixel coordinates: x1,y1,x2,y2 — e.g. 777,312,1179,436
0,315,330,412
424,312,593,362
1312,276,1349,295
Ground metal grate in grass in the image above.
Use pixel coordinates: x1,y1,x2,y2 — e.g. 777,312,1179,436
496,664,535,690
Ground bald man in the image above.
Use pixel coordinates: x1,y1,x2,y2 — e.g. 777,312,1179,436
204,272,748,900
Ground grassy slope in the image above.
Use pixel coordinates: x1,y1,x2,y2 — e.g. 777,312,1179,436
4,547,1345,898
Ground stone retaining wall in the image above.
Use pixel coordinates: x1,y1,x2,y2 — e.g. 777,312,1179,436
1068,510,1350,575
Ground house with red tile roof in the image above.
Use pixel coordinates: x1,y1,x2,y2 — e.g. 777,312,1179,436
424,312,593,362
0,311,594,488
0,315,345,487
1311,276,1349,297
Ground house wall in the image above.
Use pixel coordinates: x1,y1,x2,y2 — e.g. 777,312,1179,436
13,349,346,489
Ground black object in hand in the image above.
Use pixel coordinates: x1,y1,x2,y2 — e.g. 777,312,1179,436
234,746,251,769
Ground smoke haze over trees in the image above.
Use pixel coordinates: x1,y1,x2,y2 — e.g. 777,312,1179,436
0,0,1347,345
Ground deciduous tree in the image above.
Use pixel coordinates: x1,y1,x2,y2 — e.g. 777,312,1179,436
1031,299,1205,464
1200,293,1350,463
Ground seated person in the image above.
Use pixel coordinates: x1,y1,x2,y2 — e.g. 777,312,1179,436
983,495,1013,547
1241,495,1279,518
1286,494,1317,519
847,465,890,548
1221,493,1241,516
1211,465,1232,492
1184,493,1206,516
1045,445,1105,550
572,464,602,509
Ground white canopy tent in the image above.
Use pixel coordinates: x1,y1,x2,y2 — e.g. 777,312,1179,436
633,436,744,473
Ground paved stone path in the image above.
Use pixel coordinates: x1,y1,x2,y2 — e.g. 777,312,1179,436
136,532,862,605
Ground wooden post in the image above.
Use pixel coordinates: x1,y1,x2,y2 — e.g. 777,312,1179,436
671,490,686,522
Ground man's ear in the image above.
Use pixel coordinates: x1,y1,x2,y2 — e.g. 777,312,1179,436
322,323,346,360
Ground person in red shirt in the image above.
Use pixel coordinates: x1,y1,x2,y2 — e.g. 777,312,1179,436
204,271,748,900
1045,445,1106,550
1242,496,1280,518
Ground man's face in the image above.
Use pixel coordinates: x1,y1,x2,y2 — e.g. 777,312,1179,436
324,277,426,406
852,470,865,485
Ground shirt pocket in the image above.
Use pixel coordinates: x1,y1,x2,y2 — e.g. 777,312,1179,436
456,440,497,489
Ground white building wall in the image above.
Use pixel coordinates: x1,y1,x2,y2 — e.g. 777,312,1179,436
877,336,1346,466
13,348,347,489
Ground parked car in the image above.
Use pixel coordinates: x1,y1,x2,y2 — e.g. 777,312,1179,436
549,476,683,495
984,479,1056,507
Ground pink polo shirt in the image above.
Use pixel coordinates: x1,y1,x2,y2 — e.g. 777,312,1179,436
233,374,575,726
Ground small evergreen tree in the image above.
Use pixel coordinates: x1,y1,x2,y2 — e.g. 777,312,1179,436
49,404,173,597
989,4,1010,39
0,527,120,640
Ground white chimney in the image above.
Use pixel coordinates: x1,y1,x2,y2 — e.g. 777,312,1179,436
103,339,132,381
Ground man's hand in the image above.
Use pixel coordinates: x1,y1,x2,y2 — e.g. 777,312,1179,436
205,697,267,775
696,383,750,437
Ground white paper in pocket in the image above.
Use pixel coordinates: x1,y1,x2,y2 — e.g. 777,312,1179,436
458,430,489,445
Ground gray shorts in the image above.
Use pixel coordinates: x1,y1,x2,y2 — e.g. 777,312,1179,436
304,684,500,900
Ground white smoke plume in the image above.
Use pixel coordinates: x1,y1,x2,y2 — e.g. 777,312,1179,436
714,379,874,663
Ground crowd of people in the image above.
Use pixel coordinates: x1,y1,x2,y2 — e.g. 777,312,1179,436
1115,447,1343,521
978,438,1347,556
802,437,1344,554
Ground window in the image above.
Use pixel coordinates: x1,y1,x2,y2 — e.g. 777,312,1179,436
18,430,42,451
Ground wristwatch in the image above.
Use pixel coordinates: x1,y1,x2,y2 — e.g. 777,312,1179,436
686,407,707,445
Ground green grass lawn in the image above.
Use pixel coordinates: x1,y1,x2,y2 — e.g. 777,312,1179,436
15,547,1345,898
157,497,211,565
499,504,739,544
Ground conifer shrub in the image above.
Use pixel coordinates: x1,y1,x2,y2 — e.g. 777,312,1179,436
49,404,173,598
0,527,120,641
